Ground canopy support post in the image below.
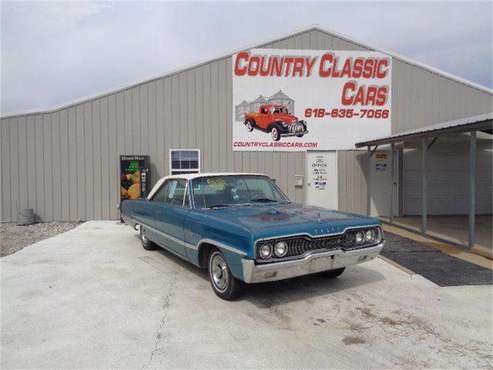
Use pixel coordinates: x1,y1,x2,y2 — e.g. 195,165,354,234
468,131,476,249
421,139,427,235
390,143,395,224
367,146,371,216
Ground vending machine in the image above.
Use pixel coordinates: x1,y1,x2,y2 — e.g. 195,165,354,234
119,155,151,204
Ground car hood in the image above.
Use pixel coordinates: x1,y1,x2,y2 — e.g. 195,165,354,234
198,203,379,240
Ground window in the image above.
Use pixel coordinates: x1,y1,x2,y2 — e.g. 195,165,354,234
274,107,287,114
152,181,170,203
170,149,200,175
191,175,288,209
184,185,191,208
151,179,187,207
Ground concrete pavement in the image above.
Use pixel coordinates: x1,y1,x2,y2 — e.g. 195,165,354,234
1,221,492,369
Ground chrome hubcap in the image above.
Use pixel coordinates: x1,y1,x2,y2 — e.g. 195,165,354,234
141,228,148,243
210,253,229,292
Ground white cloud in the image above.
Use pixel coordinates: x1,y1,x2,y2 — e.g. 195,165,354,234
1,1,491,115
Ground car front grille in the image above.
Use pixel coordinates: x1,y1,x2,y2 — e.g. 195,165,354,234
285,235,342,257
289,122,305,133
255,227,382,263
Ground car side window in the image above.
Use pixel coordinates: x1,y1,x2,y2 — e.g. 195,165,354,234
184,183,191,208
151,181,170,203
165,179,186,207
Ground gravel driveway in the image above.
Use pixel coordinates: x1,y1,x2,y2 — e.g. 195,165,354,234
0,222,81,257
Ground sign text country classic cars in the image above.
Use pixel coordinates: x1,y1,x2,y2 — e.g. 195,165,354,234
232,49,392,151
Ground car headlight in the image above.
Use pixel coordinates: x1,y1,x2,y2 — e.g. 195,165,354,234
280,121,288,127
344,227,382,248
355,231,364,244
375,227,383,243
274,241,288,257
259,244,273,259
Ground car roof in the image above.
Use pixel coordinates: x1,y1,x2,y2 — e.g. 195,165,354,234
147,172,268,200
167,172,267,180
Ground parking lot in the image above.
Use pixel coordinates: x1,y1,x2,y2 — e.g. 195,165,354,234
1,221,492,369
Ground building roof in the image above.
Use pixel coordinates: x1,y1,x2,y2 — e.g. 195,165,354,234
2,25,492,119
355,112,493,147
270,90,292,100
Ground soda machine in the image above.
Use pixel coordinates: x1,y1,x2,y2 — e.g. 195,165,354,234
119,155,151,205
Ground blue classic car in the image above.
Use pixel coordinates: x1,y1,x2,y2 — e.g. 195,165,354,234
121,173,384,300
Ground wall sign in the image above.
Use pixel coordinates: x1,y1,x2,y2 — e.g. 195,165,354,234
375,152,388,171
232,49,392,151
312,155,328,190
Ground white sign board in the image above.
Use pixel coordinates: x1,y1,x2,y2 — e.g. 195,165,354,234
232,49,392,151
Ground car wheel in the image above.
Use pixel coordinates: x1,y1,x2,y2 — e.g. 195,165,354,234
321,267,345,278
208,249,242,300
140,226,156,250
245,120,254,132
271,126,281,141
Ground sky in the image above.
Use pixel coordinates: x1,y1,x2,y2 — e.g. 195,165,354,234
1,1,492,116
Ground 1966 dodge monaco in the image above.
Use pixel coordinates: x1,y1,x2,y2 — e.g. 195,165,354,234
121,173,384,300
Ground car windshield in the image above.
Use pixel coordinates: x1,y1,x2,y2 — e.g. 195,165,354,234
272,107,287,114
191,175,289,209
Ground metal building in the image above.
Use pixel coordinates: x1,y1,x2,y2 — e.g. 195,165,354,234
1,26,492,245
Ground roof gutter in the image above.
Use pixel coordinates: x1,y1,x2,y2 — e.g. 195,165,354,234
355,118,493,148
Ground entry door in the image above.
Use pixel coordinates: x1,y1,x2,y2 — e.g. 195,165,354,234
305,151,338,210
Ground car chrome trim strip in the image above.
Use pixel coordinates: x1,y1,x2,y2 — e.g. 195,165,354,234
125,215,246,256
136,221,197,250
197,238,247,257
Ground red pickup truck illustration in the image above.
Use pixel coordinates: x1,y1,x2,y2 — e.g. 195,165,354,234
243,104,308,141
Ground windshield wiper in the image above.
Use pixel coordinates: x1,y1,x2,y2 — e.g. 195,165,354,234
250,198,277,203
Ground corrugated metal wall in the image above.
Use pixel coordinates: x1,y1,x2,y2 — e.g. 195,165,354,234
1,28,492,221
337,151,369,215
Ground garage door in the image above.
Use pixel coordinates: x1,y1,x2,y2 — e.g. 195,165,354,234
403,136,492,215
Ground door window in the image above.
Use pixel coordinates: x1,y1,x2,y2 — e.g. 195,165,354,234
151,179,187,207
184,185,191,208
152,182,170,203
166,179,186,206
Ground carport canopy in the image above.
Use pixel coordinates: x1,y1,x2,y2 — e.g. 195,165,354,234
355,112,493,249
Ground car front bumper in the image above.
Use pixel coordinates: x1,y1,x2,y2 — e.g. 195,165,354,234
279,122,308,137
280,130,309,137
241,242,384,283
